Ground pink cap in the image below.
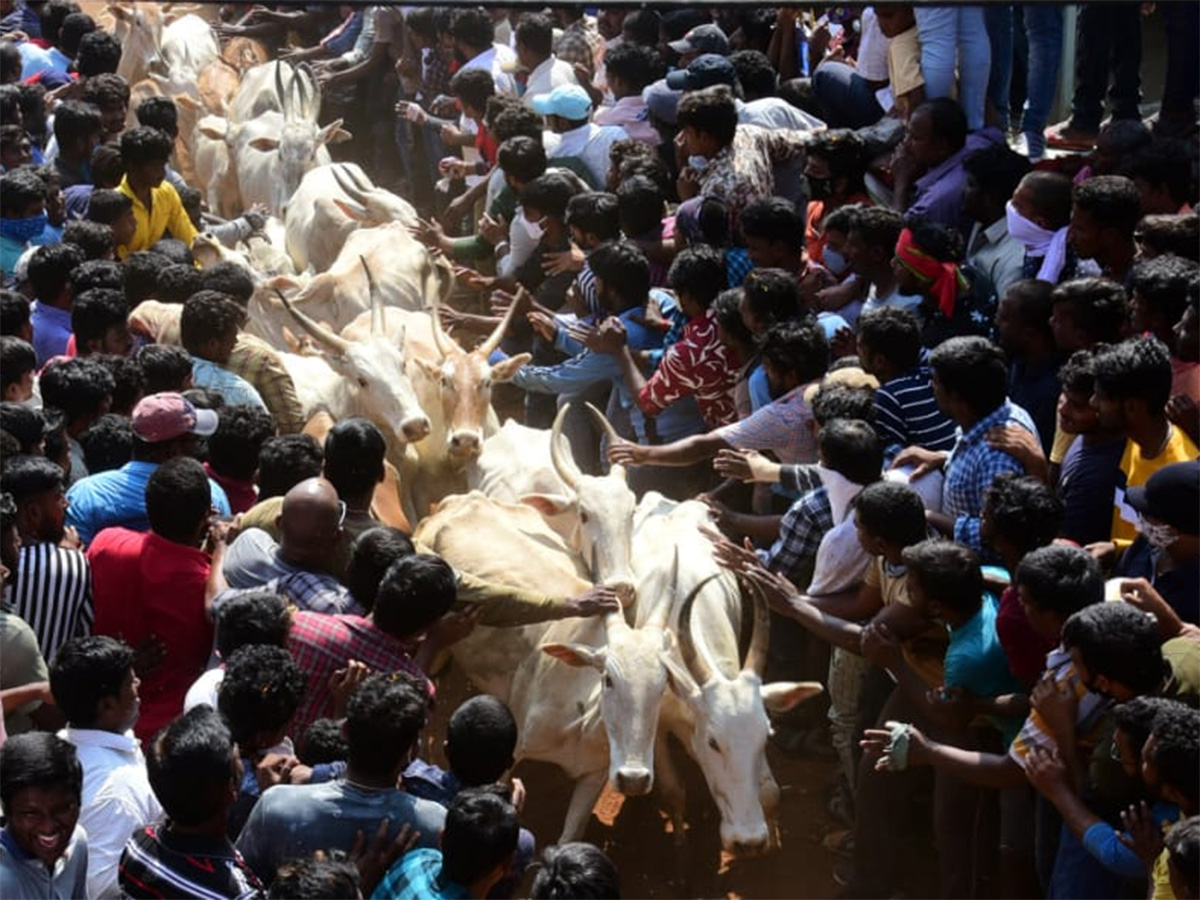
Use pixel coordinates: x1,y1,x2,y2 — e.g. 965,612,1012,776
131,393,219,443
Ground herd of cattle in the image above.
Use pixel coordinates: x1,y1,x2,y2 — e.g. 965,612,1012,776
90,3,826,857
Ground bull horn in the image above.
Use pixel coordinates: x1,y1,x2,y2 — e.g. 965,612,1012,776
428,296,458,362
677,573,723,686
296,62,314,118
274,287,351,355
331,164,369,205
583,401,621,449
274,60,288,118
476,285,520,358
360,255,383,336
346,164,374,195
740,572,771,677
549,403,582,491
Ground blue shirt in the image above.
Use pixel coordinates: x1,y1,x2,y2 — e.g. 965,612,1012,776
192,357,269,412
1,234,27,287
30,301,73,365
943,593,1024,745
67,460,232,545
873,366,958,457
372,849,469,900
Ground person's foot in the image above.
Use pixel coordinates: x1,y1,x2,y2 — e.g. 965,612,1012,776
1013,131,1046,162
1044,121,1098,151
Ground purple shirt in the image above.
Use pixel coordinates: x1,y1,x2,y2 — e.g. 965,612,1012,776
907,128,1004,236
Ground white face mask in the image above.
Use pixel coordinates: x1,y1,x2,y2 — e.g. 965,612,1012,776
1138,516,1177,551
518,211,546,242
687,155,709,172
1004,200,1054,250
823,248,849,275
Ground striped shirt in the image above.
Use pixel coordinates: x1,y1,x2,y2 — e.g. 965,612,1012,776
120,826,263,900
873,367,958,455
7,542,92,665
1009,646,1107,764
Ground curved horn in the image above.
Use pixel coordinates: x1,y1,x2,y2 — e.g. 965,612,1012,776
740,573,771,676
583,401,621,448
274,59,288,118
360,255,382,336
549,403,582,491
274,287,351,355
346,164,374,195
296,61,315,118
331,164,369,204
677,573,723,686
477,287,520,358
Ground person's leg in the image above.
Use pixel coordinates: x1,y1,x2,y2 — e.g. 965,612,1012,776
934,764,981,898
1105,2,1142,121
1067,3,1114,134
826,647,871,799
999,785,1042,899
1160,1,1200,126
955,5,993,131
984,4,1015,131
1033,793,1063,892
812,62,885,129
1020,4,1064,158
914,6,959,100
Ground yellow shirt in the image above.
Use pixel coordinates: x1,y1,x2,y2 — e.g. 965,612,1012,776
866,556,949,687
1111,426,1199,546
116,175,198,259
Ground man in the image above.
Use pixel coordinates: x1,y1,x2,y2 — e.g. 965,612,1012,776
552,8,605,79
1,455,92,666
533,83,625,189
180,291,268,412
592,42,659,144
71,289,134,358
88,458,233,744
27,241,85,365
236,673,447,881
994,279,1062,451
119,706,263,899
1092,336,1199,547
450,7,517,97
1070,175,1142,285
1007,170,1079,283
1128,254,1200,403
81,74,129,144
961,143,1029,304
38,357,114,485
846,206,923,316
1,167,48,287
667,22,729,65
51,101,103,189
116,126,197,259
66,392,231,544
51,636,160,900
219,478,364,616
894,336,1037,552
514,13,577,101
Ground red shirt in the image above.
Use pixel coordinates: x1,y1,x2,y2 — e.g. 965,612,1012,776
638,309,739,429
995,584,1056,689
88,528,214,743
203,463,257,515
475,122,498,166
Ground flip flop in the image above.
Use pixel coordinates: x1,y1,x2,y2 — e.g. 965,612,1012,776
1044,123,1098,152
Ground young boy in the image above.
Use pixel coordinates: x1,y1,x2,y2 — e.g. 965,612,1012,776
86,188,137,250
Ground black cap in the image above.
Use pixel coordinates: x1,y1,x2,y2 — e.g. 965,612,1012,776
1126,460,1200,535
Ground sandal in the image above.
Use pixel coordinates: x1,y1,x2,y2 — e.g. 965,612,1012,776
1044,122,1098,152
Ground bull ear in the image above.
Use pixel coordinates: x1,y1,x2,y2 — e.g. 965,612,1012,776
317,118,350,145
410,355,442,382
331,198,369,221
175,94,200,112
518,493,575,516
107,4,133,22
761,681,823,714
541,642,604,669
198,118,228,141
248,136,280,153
490,352,531,382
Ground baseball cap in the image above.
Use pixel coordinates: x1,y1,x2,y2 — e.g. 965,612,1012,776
668,23,731,57
530,84,593,121
643,79,681,125
666,54,738,91
132,392,219,443
1125,460,1200,535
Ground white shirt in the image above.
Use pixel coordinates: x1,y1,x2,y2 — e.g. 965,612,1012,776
548,122,627,188
60,727,162,900
856,7,892,82
460,43,518,97
736,97,826,132
594,95,659,144
184,666,224,712
524,55,578,103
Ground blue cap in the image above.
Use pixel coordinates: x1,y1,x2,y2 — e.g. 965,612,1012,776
642,79,681,125
668,23,730,57
530,84,593,121
665,54,738,91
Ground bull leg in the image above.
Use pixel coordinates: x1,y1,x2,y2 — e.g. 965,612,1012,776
559,770,607,844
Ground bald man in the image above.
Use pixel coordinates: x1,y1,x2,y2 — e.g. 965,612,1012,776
218,477,363,615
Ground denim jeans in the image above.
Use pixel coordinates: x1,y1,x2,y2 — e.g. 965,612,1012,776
1070,2,1142,131
986,4,1064,138
915,5,992,131
811,61,886,129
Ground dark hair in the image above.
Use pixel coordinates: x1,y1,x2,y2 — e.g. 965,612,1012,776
623,7,661,45
1092,335,1173,412
155,263,204,306
75,30,122,77
1073,175,1143,235
49,635,134,728
0,290,31,336
62,220,114,261
150,238,194,267
1130,255,1198,329
614,175,664,237
743,268,801,325
521,172,580,222
667,245,725,310
491,105,545,145
138,343,194,394
52,100,102,149
1050,278,1130,345
298,718,349,767
962,143,1030,203
1058,348,1099,397
676,85,738,146
441,787,520,886
729,49,776,100
269,854,360,900
28,242,85,303
616,153,672,198
60,12,96,56
1113,696,1176,756
0,405,44,455
1137,213,1200,261
82,73,130,111
928,336,1008,416
79,413,134,473
147,705,236,826
120,125,173,168
323,417,386,498
604,42,663,95
1014,544,1102,617
0,732,83,812
257,434,323,499
39,357,114,423
497,135,547,184
515,12,554,57
446,695,518,785
982,473,1063,555
901,539,982,613
854,481,927,547
856,306,922,370
135,96,178,139
145,456,211,543
761,317,828,384
808,129,867,190
913,97,967,151
530,843,621,899
566,192,621,243
345,671,429,775
848,205,905,252
741,198,804,256
373,554,458,639
811,383,875,426
1,453,63,505
1002,278,1056,342
70,259,123,295
818,418,881,485
0,124,30,154
0,41,19,83
215,590,292,660
905,216,964,263
1165,816,1200,896
450,7,495,50
1122,140,1196,208
713,288,753,347
217,645,306,747
180,291,244,356
0,336,35,393
207,405,274,483
1060,601,1167,693
94,353,143,416
450,67,495,114
123,251,172,306
588,240,651,305
1019,171,1074,229
1148,703,1200,804
201,262,255,305
71,288,128,354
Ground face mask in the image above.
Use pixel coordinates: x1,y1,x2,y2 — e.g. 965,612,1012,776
518,211,545,242
687,155,709,173
1138,517,1177,550
808,176,834,200
0,214,48,245
823,248,849,275
1004,200,1053,249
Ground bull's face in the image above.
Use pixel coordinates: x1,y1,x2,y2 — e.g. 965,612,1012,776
111,3,164,80
329,336,432,444
413,351,529,461
573,470,638,603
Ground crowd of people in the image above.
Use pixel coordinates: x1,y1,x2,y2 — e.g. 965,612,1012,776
0,2,1198,899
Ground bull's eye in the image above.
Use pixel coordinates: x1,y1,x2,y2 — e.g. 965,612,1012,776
708,737,720,753
579,511,590,524
357,377,368,388
603,674,613,688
